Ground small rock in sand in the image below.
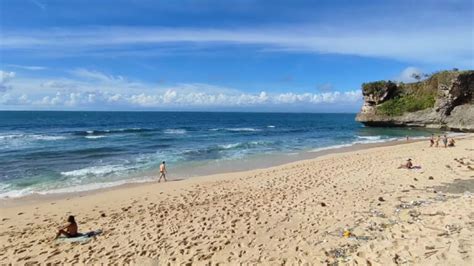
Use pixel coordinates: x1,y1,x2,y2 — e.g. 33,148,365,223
378,197,385,202
320,202,327,207
428,176,434,180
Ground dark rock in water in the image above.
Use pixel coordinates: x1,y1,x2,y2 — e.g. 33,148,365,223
356,70,474,132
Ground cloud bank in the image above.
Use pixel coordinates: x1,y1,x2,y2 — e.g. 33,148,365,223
0,69,361,111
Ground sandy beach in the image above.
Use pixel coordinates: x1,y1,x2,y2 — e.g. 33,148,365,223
1,135,473,265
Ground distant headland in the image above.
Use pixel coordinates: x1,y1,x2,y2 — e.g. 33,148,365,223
356,69,474,132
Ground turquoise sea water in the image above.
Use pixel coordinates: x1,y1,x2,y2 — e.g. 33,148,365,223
0,111,441,197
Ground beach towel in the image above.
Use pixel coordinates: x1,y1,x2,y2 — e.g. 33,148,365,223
56,230,102,243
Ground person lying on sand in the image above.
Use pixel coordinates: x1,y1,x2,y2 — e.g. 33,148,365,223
398,159,413,169
398,159,422,170
55,215,78,239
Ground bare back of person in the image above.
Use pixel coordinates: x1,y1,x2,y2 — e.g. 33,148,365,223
158,161,167,182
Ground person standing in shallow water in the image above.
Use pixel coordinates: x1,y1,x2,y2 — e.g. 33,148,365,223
158,161,167,182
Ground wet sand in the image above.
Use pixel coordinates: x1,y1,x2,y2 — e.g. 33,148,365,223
0,134,472,264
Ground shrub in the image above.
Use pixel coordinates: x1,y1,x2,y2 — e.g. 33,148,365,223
377,94,436,116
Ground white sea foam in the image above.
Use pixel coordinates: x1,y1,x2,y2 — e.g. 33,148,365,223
86,130,94,134
357,135,382,141
32,135,67,141
0,177,155,198
61,164,132,177
0,187,35,199
0,133,66,141
225,127,261,132
267,125,276,128
163,129,187,134
249,140,267,145
354,136,398,144
85,135,105,139
218,143,241,149
310,143,354,152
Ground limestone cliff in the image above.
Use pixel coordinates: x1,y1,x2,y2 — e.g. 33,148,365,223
356,70,474,132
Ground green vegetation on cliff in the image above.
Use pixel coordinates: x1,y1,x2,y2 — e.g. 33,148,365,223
362,71,467,116
377,94,436,116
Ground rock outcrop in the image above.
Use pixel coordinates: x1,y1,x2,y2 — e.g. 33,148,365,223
356,70,474,132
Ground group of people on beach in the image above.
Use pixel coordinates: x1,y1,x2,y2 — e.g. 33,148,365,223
55,134,458,239
399,133,456,170
430,134,455,148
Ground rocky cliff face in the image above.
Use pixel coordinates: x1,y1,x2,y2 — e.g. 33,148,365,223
356,70,474,132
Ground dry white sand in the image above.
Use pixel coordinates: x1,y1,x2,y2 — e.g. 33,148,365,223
1,135,473,264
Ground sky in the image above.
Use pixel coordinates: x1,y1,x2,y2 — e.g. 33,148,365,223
0,0,473,112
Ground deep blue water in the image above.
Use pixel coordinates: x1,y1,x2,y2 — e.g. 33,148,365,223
0,111,439,197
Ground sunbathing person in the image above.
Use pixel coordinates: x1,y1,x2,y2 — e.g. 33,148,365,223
398,159,422,169
398,159,413,169
55,215,78,239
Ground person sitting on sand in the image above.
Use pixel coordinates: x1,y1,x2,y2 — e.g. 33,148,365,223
448,138,456,147
442,134,448,148
158,161,167,182
55,215,78,239
398,159,413,169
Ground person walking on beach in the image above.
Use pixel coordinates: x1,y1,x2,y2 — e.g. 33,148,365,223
158,161,167,182
435,135,440,147
442,134,448,148
430,134,435,147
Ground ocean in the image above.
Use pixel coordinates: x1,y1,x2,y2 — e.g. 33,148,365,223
0,111,441,198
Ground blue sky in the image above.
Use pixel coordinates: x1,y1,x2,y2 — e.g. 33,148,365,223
0,0,473,111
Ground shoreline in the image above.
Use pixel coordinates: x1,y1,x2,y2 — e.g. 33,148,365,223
0,133,472,264
0,136,431,207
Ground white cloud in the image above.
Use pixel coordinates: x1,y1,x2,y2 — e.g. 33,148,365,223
2,24,472,66
0,69,362,110
0,70,16,83
29,0,46,10
7,64,47,71
70,68,124,83
0,70,16,92
5,88,361,108
394,67,426,83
